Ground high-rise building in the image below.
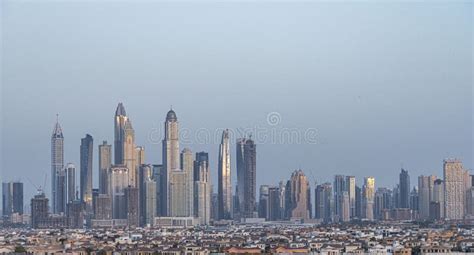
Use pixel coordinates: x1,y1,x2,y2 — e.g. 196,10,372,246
67,200,85,229
51,116,64,214
333,175,346,222
80,134,93,214
109,165,129,219
355,185,362,219
135,146,145,166
139,164,153,226
374,188,392,220
218,129,232,220
444,159,468,220
94,194,112,220
114,103,137,188
56,168,67,214
98,141,112,194
315,182,333,223
418,175,436,220
31,193,49,229
125,186,139,227
346,176,356,219
194,152,211,225
410,187,419,217
399,169,410,208
2,182,23,217
258,185,270,219
169,149,194,217
287,170,310,221
162,109,180,215
267,186,281,221
431,179,444,220
152,164,167,216
65,163,76,203
236,137,257,219
144,179,157,226
362,177,375,220
114,103,127,165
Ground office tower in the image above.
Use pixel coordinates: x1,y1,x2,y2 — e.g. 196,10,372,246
346,176,356,218
267,186,281,221
65,163,76,203
98,141,112,194
236,137,257,219
418,175,436,220
125,186,139,228
114,102,127,165
80,134,93,214
374,188,392,220
211,192,219,221
144,179,157,226
153,164,167,216
31,193,49,228
287,170,310,221
135,146,145,166
162,109,180,215
278,181,287,220
444,159,468,220
333,175,346,222
431,179,444,220
109,165,129,219
392,184,400,209
114,103,137,187
315,182,333,223
92,188,99,215
399,169,410,208
94,194,112,220
355,185,362,219
51,116,64,213
341,192,350,222
56,168,67,214
218,129,232,220
466,187,474,217
410,187,419,215
258,185,270,219
362,177,375,220
194,152,211,225
169,149,193,217
182,149,194,217
2,182,23,217
139,164,153,225
67,200,85,229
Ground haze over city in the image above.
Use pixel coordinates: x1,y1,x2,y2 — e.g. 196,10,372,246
2,1,472,201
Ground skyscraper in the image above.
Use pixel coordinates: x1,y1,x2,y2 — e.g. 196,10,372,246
65,163,76,203
444,159,467,220
99,141,112,194
362,177,375,220
236,137,257,219
267,186,281,221
194,152,211,225
399,169,410,208
162,109,180,215
114,103,138,188
51,116,64,213
258,185,270,219
333,175,346,222
315,182,333,223
114,103,127,165
139,164,153,226
80,134,93,214
109,165,129,219
287,170,310,221
346,176,356,219
218,129,232,220
56,168,67,214
418,175,436,220
152,164,167,216
125,186,139,228
144,178,157,226
2,182,23,217
431,179,444,220
169,148,193,217
31,193,49,229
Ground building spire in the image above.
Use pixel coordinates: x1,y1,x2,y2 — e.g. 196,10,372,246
52,114,63,138
115,102,127,116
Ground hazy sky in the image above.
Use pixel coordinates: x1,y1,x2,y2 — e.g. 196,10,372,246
1,1,473,201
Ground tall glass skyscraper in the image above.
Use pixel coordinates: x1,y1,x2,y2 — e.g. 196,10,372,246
51,116,64,213
236,137,257,219
80,134,93,214
218,129,232,220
